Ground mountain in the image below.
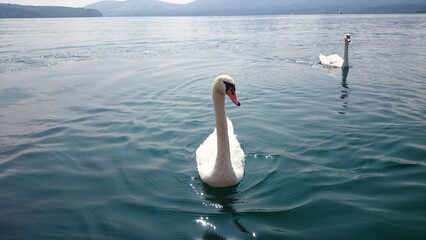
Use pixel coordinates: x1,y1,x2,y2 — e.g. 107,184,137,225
0,3,102,18
87,0,426,16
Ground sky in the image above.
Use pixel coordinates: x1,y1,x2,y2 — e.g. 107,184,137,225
0,0,194,7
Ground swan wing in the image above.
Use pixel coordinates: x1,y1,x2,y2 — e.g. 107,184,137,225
319,54,330,65
196,130,216,163
319,54,343,68
196,129,217,180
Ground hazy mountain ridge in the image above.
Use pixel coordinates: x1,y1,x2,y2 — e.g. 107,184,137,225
88,0,179,16
88,0,426,16
0,3,102,18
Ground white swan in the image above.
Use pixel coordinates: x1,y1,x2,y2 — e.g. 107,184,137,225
319,33,351,68
196,75,245,187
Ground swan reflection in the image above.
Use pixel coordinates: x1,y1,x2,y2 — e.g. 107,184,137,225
193,182,256,239
339,68,350,115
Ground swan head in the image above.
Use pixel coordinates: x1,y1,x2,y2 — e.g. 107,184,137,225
213,75,241,106
344,33,351,43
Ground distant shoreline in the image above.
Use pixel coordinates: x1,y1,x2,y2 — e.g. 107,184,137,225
0,3,102,18
0,3,425,19
1,12,424,19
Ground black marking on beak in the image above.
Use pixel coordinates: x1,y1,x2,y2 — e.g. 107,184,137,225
224,81,236,92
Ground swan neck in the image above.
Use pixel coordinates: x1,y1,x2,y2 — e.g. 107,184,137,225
212,90,231,168
343,40,349,68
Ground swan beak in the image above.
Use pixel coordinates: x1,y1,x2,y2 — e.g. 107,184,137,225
226,88,241,106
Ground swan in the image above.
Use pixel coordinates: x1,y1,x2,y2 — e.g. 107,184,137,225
196,75,245,187
319,33,351,68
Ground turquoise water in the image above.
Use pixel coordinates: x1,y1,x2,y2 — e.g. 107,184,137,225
1,15,425,239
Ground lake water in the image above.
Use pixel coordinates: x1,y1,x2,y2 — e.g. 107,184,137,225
1,14,425,239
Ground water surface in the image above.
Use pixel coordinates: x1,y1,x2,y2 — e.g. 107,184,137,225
1,15,426,239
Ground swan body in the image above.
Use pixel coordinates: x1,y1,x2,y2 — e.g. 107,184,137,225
196,75,245,187
319,33,351,68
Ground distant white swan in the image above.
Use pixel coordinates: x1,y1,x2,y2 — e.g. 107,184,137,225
196,75,245,187
319,33,351,68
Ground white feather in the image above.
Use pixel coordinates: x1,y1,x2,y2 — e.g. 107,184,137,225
319,53,344,68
